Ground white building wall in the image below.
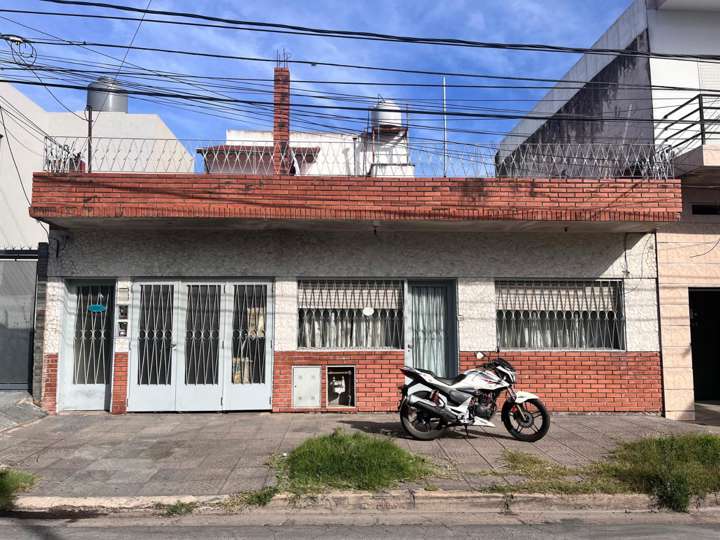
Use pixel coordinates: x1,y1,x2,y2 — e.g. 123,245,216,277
0,83,184,248
42,229,660,354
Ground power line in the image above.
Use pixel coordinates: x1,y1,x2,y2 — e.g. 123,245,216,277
36,0,720,63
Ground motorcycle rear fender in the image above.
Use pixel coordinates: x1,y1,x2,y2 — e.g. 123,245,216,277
513,390,540,403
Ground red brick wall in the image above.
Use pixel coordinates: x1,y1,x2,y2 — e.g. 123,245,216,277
273,67,291,175
111,352,129,414
31,175,681,224
273,351,405,412
40,353,58,415
460,351,663,412
271,350,662,414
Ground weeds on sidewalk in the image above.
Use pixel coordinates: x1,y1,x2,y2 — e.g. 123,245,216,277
0,468,35,511
275,428,433,495
157,500,196,516
224,486,280,510
487,433,720,512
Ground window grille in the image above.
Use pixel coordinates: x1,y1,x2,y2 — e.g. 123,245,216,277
298,280,404,349
496,280,625,350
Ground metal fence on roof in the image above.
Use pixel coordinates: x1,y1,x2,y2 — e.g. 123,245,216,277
42,136,675,179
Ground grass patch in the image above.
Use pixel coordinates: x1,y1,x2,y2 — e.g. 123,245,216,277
158,500,196,516
0,469,35,511
485,433,720,512
602,433,720,512
276,429,432,494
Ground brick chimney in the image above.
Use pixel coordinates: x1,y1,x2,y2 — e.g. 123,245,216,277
273,67,290,175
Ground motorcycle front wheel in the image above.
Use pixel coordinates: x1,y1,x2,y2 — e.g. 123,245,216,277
400,394,448,441
501,398,550,442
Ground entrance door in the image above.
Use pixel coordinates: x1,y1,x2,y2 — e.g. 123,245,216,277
128,280,273,411
59,283,115,410
221,283,273,410
128,283,178,411
689,289,720,401
407,282,457,378
176,283,224,411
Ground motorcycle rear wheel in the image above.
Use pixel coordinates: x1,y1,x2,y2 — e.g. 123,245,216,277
400,395,448,441
501,398,550,442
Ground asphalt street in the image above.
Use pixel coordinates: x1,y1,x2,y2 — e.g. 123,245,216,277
2,511,720,539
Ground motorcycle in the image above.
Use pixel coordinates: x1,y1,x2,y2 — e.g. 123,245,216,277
398,356,550,442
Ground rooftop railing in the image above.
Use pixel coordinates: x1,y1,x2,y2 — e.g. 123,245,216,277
42,136,675,179
658,93,720,154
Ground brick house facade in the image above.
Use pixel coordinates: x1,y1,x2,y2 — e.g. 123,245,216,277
30,67,681,416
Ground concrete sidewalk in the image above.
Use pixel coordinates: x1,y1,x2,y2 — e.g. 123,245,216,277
0,392,45,433
1,412,718,498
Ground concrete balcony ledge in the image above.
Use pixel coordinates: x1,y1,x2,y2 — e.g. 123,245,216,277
30,173,682,232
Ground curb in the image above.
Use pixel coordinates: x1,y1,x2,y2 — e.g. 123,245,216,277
11,490,720,515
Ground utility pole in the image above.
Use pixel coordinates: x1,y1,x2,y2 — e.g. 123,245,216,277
442,76,447,177
86,105,93,173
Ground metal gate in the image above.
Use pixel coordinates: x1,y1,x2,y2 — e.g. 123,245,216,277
128,281,273,411
59,283,115,410
0,257,37,391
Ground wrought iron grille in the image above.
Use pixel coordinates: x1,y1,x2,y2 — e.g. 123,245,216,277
184,285,220,385
298,280,404,349
43,136,674,179
496,280,625,350
231,285,268,384
72,285,114,385
137,284,174,385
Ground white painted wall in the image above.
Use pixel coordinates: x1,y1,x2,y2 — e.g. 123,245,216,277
0,83,184,249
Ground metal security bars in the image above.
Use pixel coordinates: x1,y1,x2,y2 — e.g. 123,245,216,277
137,284,174,385
496,280,625,350
43,136,674,179
298,280,404,349
184,285,221,385
72,285,114,385
231,285,268,384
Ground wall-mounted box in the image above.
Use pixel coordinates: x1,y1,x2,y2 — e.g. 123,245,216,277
327,366,355,407
292,366,321,408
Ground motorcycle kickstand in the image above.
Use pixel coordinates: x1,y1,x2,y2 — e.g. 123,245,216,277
464,425,469,438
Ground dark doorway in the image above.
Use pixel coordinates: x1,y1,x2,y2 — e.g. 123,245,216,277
0,257,37,391
689,289,720,401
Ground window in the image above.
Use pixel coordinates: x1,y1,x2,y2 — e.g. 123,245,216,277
298,280,403,349
496,280,625,350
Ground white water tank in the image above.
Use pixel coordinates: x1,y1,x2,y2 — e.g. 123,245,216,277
86,77,128,113
370,98,403,130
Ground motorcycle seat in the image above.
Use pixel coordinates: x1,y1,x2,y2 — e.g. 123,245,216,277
415,368,467,387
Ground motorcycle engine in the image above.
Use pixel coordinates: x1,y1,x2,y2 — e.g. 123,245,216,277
473,392,496,420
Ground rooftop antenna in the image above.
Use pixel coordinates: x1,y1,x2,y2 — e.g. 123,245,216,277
276,48,290,68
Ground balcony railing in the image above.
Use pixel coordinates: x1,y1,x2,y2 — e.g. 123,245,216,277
42,136,674,179
658,93,720,153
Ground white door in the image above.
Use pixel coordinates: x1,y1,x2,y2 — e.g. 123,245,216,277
175,283,224,411
128,283,178,411
221,283,273,410
59,283,115,410
128,280,273,411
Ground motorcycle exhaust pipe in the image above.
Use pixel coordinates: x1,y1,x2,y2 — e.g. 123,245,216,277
409,396,459,423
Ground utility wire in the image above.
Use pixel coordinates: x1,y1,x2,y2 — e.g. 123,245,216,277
36,0,720,63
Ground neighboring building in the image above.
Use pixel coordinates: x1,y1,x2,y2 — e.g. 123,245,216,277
0,79,186,395
28,66,681,415
499,0,720,420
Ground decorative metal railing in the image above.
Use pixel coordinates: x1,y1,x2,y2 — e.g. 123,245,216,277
658,93,720,153
42,136,675,179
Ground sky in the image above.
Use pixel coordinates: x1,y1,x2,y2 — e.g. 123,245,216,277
0,0,634,146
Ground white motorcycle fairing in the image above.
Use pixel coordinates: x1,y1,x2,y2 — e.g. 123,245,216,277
513,391,540,404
